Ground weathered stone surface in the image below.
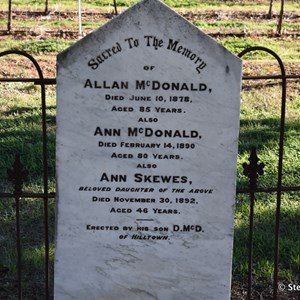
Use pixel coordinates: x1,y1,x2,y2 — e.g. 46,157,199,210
54,0,242,299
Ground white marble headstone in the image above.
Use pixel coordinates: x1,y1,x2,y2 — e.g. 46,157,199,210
54,0,242,299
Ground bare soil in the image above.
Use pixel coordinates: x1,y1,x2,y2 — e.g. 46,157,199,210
0,9,299,37
1,9,299,22
1,55,299,81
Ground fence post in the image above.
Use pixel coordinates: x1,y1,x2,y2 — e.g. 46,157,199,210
45,0,49,14
7,154,29,299
239,46,287,300
242,147,265,299
0,50,51,300
113,0,118,15
8,0,12,33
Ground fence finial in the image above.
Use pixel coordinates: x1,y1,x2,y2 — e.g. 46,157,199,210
7,153,29,195
243,146,265,190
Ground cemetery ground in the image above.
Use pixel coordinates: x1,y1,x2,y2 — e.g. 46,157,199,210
0,0,299,299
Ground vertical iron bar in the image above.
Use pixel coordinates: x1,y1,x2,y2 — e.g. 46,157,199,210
277,0,284,35
45,0,49,14
7,154,28,300
8,0,12,33
15,196,22,300
273,51,287,300
113,0,118,15
247,191,255,300
242,147,264,300
239,47,286,300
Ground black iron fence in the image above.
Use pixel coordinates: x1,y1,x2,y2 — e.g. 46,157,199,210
0,48,299,300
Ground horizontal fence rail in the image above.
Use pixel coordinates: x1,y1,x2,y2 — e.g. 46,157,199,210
1,75,300,85
0,48,299,300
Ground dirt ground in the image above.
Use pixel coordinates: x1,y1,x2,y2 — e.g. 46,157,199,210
0,9,299,37
0,8,299,78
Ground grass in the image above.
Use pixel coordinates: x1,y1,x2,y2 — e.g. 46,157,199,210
193,20,300,31
234,192,300,281
232,78,300,284
0,36,299,63
233,77,300,284
18,40,73,55
219,37,300,61
0,83,56,298
0,38,74,55
0,0,299,12
1,19,299,35
0,83,56,191
0,19,107,31
238,82,300,187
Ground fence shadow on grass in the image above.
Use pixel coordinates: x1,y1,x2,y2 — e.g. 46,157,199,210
233,192,300,299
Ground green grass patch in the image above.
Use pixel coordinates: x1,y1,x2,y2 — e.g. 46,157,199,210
0,0,199,10
19,40,73,54
233,80,300,282
0,83,56,296
0,19,106,31
233,193,300,281
0,83,56,191
193,20,300,31
0,197,55,299
0,38,74,54
2,18,299,34
0,36,299,63
218,36,300,61
0,0,299,12
237,82,300,188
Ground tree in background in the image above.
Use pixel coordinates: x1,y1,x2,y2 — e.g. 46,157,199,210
45,0,49,14
113,0,118,15
267,0,285,35
267,0,274,19
7,0,12,33
277,0,284,35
